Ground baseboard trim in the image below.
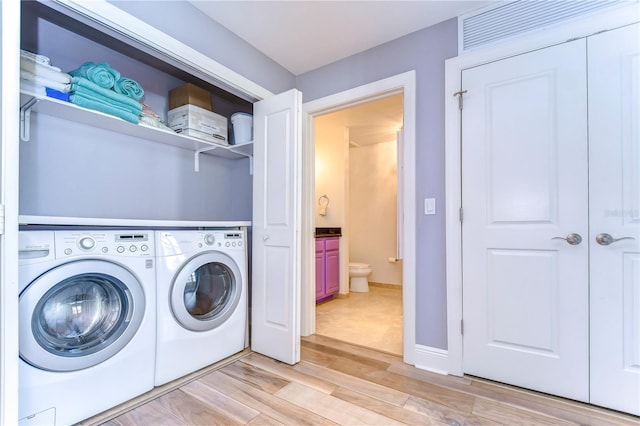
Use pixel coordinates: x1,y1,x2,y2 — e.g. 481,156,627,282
414,344,449,375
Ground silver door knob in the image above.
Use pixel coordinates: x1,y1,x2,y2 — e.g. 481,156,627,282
552,233,582,245
263,234,270,241
595,233,635,246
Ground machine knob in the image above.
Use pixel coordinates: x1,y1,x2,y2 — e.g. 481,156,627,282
78,236,96,250
204,234,216,245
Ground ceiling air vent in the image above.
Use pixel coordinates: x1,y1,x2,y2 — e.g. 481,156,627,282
459,0,631,53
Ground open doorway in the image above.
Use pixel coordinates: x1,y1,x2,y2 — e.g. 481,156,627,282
300,71,417,365
313,95,403,355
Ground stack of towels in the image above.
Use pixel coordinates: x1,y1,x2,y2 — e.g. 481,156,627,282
20,49,72,101
67,62,145,124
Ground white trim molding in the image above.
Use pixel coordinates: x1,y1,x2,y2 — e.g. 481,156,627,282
301,71,417,366
414,345,449,376
445,3,640,377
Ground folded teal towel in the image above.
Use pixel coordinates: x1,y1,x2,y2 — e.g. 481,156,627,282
69,93,140,124
71,77,142,113
68,62,121,89
71,85,142,116
113,77,144,101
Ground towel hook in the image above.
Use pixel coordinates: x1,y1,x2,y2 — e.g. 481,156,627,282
318,194,329,216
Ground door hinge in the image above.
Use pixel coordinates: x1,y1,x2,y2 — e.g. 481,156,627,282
0,204,5,235
461,319,464,335
459,207,464,223
453,90,467,110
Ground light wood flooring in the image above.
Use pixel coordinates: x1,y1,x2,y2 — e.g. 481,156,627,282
88,335,639,426
315,283,403,355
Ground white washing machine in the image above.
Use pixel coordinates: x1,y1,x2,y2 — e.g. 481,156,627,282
154,229,248,386
18,230,156,426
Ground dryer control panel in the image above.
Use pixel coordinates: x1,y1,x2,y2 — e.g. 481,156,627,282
200,231,244,250
55,231,154,258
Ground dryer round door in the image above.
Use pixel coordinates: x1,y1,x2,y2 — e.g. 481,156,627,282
19,259,145,372
170,251,242,332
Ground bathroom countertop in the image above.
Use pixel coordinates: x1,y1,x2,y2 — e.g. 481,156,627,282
315,227,342,237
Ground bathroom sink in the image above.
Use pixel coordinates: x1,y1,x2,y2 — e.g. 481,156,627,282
315,227,342,237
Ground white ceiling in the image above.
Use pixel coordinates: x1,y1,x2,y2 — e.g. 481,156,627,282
189,1,496,75
315,94,404,147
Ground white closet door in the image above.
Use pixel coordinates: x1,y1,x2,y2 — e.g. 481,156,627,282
461,39,590,401
588,23,640,415
251,89,302,365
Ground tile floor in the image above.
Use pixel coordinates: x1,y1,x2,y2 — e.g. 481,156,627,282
314,283,403,355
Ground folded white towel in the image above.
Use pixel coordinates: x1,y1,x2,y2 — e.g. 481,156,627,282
19,63,71,85
20,49,51,66
20,79,47,97
20,70,71,93
20,56,63,74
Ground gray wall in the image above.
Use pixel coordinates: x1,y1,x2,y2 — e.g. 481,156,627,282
110,1,296,96
296,19,458,349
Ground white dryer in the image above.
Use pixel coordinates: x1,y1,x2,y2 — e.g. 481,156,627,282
154,229,248,386
18,230,156,426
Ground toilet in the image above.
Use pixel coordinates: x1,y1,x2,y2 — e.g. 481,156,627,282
349,262,372,292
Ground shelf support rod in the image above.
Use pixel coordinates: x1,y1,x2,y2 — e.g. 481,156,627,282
20,97,40,142
194,145,219,172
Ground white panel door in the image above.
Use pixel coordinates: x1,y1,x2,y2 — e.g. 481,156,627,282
588,23,640,415
461,39,590,401
251,89,302,365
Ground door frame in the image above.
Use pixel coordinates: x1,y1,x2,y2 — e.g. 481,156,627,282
1,0,22,423
301,71,417,365
444,5,640,376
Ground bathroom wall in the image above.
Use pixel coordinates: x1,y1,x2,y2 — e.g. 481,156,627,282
314,117,347,227
314,116,349,292
349,141,401,286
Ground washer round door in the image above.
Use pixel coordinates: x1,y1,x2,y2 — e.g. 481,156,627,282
19,259,145,372
170,251,242,332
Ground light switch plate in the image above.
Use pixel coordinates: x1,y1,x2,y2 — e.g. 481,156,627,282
424,198,436,215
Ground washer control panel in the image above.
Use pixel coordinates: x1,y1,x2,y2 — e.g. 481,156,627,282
55,231,153,258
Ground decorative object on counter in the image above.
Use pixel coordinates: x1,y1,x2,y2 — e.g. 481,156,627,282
68,61,121,89
230,112,253,144
19,49,71,98
318,194,330,216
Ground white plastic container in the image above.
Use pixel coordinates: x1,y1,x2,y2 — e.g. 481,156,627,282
230,112,253,145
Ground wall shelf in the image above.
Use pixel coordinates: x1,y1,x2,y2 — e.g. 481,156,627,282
19,91,253,170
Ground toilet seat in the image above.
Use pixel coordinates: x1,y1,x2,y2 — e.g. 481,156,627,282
349,262,370,269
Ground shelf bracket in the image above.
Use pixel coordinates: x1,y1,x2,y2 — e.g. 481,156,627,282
228,146,253,175
20,97,40,142
194,145,219,172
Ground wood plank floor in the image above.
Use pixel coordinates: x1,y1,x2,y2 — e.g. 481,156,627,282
90,335,639,426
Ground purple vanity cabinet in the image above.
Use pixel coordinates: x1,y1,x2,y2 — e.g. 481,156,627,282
316,236,340,303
